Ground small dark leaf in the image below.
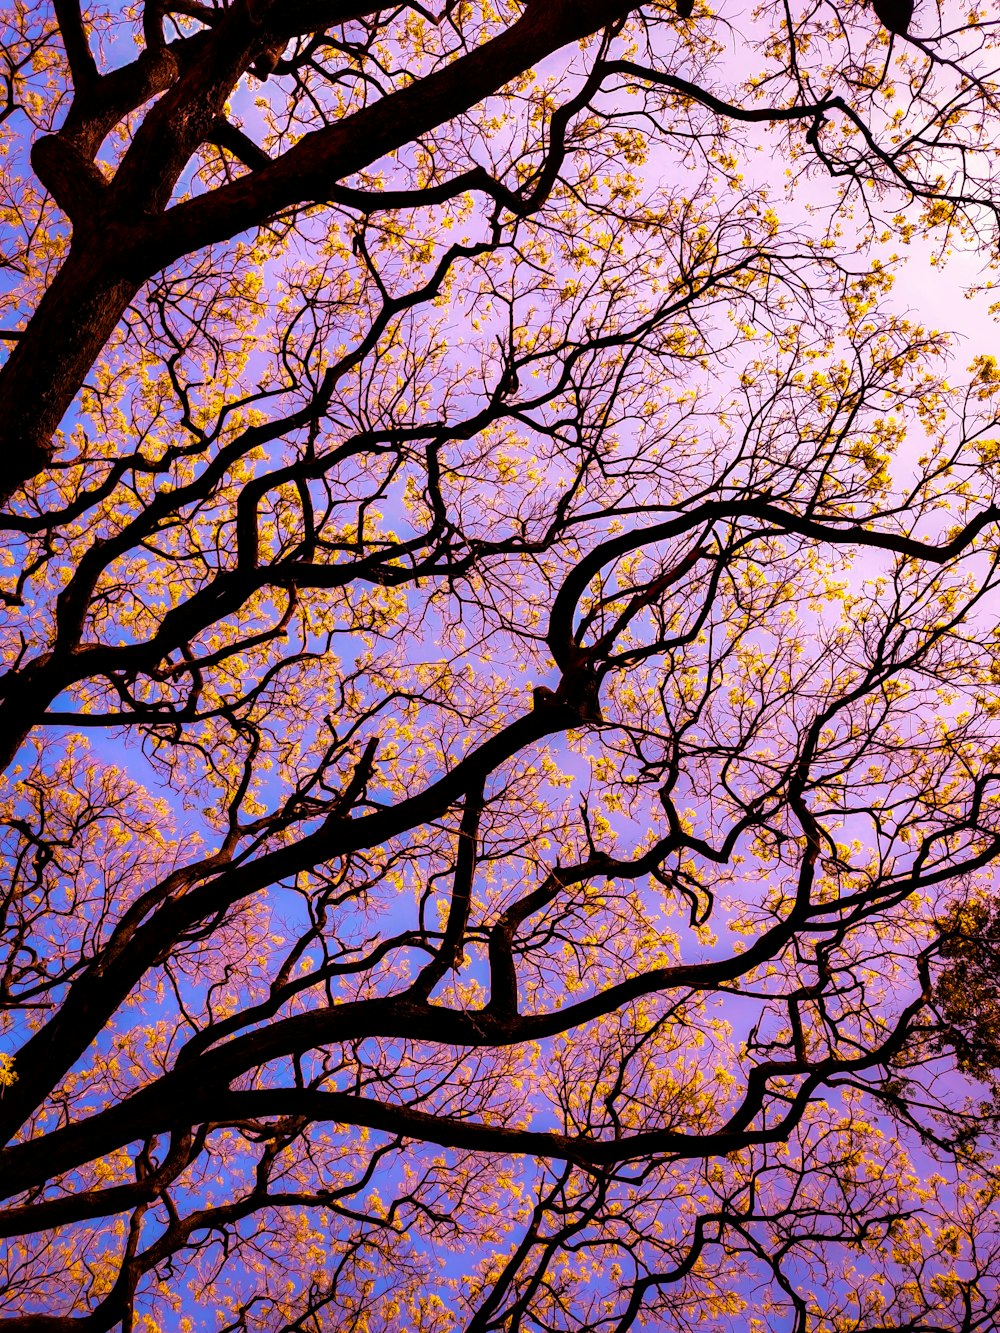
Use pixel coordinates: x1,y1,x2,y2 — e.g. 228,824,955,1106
872,0,913,36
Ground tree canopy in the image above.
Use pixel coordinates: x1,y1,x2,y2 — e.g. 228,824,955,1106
4,1,1000,1329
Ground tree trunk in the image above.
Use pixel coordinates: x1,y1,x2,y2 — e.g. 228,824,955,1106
0,241,139,505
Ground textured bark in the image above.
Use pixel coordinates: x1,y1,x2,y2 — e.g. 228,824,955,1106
0,244,138,502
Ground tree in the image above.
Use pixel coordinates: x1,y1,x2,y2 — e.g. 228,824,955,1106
4,0,1000,1327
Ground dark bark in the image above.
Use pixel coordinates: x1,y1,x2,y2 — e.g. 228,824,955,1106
0,244,139,501
0,0,635,505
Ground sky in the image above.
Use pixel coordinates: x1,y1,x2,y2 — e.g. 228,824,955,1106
7,4,1000,1328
